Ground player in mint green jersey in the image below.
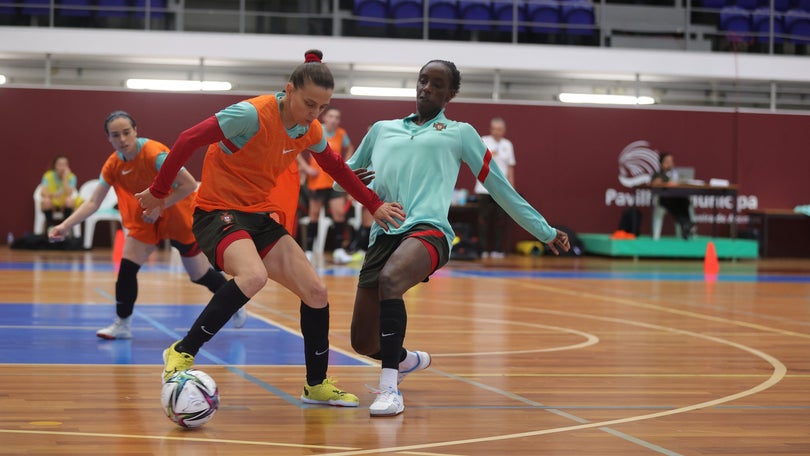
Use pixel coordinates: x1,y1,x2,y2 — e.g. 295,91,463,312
338,59,571,417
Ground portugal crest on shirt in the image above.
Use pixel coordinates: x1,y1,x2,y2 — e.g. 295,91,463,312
220,212,234,224
434,122,446,131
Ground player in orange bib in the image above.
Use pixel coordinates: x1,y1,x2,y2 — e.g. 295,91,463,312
49,111,236,340
136,49,406,407
298,107,355,263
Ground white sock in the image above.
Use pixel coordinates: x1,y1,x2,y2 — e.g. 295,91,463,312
398,350,417,372
380,368,398,390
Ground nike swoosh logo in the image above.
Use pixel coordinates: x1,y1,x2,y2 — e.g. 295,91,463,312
121,169,133,175
201,326,215,336
315,348,329,356
282,148,296,154
381,332,396,337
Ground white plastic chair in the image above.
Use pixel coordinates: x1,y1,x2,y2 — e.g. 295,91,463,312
78,179,123,249
33,184,82,237
299,206,333,256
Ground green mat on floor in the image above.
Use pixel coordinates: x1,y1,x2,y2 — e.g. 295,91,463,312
579,234,758,259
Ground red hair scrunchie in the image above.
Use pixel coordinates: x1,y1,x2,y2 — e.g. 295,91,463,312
304,53,321,63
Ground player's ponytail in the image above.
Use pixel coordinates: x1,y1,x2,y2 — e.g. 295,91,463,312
289,49,333,90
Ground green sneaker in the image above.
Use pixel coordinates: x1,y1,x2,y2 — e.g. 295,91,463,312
162,341,194,382
301,378,359,407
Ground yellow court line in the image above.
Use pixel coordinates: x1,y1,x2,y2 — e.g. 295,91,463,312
515,279,810,340
308,279,790,455
0,429,357,450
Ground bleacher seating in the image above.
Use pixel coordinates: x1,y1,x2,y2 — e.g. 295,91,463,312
528,0,561,35
720,6,752,42
390,0,423,29
493,0,528,32
752,7,785,43
430,0,458,29
562,0,595,36
459,1,493,31
785,8,810,43
354,0,388,27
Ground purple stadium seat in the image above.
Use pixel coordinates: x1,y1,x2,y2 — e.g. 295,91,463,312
562,0,595,36
528,0,561,34
720,6,752,42
493,0,527,32
430,0,458,30
354,0,389,27
390,0,424,29
459,1,492,31
785,8,810,44
752,8,785,43
97,0,129,17
22,0,50,16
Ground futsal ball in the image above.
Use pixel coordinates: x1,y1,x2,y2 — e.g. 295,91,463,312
161,369,220,429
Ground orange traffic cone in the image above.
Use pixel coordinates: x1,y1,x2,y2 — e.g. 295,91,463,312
112,229,125,271
703,241,719,277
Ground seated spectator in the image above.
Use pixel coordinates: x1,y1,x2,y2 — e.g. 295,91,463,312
40,155,82,230
651,152,695,239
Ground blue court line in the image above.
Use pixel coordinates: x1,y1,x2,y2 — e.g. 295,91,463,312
89,289,326,409
131,307,303,407
449,269,810,283
5,259,809,283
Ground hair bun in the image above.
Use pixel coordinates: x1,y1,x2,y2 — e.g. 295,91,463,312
304,52,322,63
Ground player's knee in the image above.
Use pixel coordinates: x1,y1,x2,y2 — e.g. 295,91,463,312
302,280,328,307
377,270,407,297
235,270,267,297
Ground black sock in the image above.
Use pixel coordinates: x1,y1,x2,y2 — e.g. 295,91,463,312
180,279,249,356
62,207,73,220
300,303,330,386
115,259,140,318
379,298,407,370
192,268,228,293
306,221,319,250
43,209,54,227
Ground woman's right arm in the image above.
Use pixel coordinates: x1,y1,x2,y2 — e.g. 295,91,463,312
148,116,226,198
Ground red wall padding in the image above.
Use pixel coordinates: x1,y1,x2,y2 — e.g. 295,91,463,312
3,87,807,246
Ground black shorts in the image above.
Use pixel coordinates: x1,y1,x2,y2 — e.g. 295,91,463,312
358,224,450,288
309,188,346,204
192,208,288,270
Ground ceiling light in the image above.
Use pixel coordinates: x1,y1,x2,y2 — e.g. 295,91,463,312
125,78,232,91
350,86,415,97
558,93,655,105
0,74,6,85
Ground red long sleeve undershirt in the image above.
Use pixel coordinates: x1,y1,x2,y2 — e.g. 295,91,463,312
149,116,383,215
311,144,383,214
149,116,223,198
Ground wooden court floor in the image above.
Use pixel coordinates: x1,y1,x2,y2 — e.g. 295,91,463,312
1,247,809,455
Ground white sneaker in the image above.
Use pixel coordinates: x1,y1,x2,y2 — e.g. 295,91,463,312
369,386,404,417
480,251,489,259
332,248,353,264
231,306,247,328
491,251,505,259
96,317,132,340
305,250,313,263
398,351,431,385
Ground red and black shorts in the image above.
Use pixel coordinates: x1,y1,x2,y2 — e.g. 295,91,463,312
192,208,288,271
357,223,449,288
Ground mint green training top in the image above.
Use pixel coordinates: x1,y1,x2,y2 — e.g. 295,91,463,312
339,109,557,251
